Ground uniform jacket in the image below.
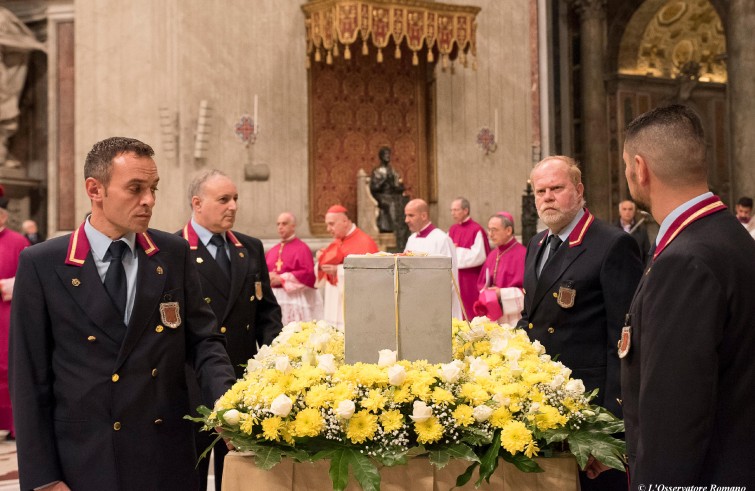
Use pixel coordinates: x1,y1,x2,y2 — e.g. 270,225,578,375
180,222,282,378
622,203,755,488
614,218,651,264
9,224,236,491
517,210,642,416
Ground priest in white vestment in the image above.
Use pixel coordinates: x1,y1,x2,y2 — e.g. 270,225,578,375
403,199,462,319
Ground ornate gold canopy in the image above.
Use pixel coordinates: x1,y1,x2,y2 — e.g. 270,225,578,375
302,0,481,68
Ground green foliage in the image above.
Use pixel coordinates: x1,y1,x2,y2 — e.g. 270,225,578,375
428,444,480,469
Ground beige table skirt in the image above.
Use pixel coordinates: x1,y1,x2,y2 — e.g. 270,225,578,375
221,452,580,490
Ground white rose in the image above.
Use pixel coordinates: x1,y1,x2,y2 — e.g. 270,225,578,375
492,393,510,407
473,405,494,422
565,379,585,395
316,320,329,329
281,322,302,334
254,345,273,360
387,364,407,385
377,349,397,367
532,340,545,355
409,401,433,422
246,359,263,372
490,334,509,353
336,400,356,419
469,357,489,379
223,409,241,425
549,374,565,390
275,356,291,373
316,354,337,374
469,324,487,340
539,354,552,363
309,331,330,351
505,348,522,361
440,362,462,383
270,394,293,417
529,402,540,413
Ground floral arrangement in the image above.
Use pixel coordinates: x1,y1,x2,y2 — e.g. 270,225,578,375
192,318,624,490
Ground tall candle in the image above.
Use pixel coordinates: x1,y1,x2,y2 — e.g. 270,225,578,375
494,109,499,142
254,94,259,134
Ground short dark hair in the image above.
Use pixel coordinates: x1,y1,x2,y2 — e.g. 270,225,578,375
738,197,754,208
489,213,515,234
624,104,707,185
84,137,155,186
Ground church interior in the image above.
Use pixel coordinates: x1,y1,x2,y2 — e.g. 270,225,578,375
1,0,754,487
0,0,752,244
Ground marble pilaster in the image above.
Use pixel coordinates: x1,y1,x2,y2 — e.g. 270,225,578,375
570,0,610,220
728,0,755,201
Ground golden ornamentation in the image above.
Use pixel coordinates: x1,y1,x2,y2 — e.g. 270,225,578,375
302,0,480,68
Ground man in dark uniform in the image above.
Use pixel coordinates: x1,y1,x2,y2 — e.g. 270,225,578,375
517,155,643,490
621,104,755,488
180,169,282,491
614,199,651,263
9,137,236,490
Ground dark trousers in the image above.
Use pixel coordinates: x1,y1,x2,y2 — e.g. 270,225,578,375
579,468,628,491
195,423,228,491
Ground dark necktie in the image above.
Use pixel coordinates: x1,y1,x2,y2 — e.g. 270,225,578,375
104,241,129,321
542,234,563,272
210,233,231,278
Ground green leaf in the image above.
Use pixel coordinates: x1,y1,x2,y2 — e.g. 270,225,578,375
429,444,480,469
567,431,626,471
501,452,543,473
476,430,501,485
347,449,381,491
327,449,350,491
406,445,427,458
459,427,493,446
251,445,285,471
376,449,408,467
455,462,479,488
195,433,224,468
541,427,570,444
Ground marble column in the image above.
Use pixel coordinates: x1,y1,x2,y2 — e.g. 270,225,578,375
571,0,609,220
728,0,755,201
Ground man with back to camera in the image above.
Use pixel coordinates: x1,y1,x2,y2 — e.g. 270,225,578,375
10,137,236,490
517,155,643,490
621,104,755,488
180,169,282,491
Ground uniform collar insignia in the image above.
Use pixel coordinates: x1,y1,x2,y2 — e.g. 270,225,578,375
567,208,594,248
66,221,159,267
183,221,242,249
653,195,725,261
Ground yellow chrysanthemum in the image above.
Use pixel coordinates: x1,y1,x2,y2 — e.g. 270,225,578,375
459,383,489,406
452,404,475,426
522,372,551,386
414,416,444,444
431,387,456,405
353,363,389,386
281,421,295,444
239,413,255,435
534,404,568,431
524,440,540,458
261,416,283,441
379,409,404,433
500,420,533,454
361,389,388,413
329,382,355,403
392,385,414,404
489,407,512,429
346,410,378,444
304,384,331,408
292,407,324,437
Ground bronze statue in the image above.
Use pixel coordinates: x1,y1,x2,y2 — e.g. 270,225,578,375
369,146,409,250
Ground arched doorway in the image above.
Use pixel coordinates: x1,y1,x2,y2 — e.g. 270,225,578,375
608,0,729,207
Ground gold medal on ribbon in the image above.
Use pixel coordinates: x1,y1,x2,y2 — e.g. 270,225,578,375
255,281,263,300
557,281,576,308
159,302,181,329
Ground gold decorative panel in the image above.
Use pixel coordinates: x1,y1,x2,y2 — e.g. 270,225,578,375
619,0,726,83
